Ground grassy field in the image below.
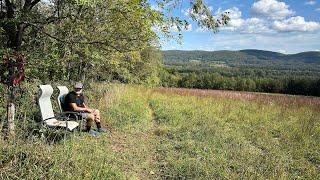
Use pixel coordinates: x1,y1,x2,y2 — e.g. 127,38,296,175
0,83,319,179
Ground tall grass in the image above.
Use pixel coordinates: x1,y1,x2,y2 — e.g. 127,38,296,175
150,89,320,179
0,82,156,179
0,83,319,179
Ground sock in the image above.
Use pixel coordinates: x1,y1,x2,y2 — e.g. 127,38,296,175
96,122,102,129
86,126,92,132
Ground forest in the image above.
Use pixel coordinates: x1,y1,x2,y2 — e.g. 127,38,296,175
160,50,320,96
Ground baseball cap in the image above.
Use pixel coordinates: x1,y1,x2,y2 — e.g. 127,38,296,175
74,82,83,89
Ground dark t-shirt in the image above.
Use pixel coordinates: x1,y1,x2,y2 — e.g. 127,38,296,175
64,91,85,111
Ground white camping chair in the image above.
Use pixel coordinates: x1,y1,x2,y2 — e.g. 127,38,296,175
38,85,79,142
57,86,84,134
57,86,69,114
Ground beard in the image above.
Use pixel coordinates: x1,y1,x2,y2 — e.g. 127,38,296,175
75,90,82,95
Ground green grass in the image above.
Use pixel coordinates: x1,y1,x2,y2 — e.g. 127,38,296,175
150,92,320,179
0,83,319,179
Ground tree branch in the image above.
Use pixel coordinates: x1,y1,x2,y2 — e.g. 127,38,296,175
26,22,126,52
5,0,14,18
23,0,32,9
30,0,41,9
23,0,40,11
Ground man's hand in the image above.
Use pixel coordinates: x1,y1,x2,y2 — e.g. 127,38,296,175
86,108,93,113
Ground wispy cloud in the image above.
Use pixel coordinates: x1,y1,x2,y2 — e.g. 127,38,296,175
207,32,320,53
196,27,208,32
182,8,191,17
305,1,317,5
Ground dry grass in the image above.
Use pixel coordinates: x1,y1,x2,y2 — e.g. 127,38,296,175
155,87,320,109
1,83,319,179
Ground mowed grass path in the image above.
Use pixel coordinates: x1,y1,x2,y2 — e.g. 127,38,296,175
1,84,319,179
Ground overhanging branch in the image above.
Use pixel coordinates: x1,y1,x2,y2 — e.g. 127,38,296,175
27,22,128,52
30,0,41,8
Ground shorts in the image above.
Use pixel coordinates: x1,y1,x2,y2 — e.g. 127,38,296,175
80,109,96,120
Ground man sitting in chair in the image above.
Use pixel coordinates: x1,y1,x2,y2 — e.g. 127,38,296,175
65,82,108,135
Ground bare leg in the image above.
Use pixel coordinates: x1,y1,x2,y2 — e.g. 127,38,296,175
86,114,95,124
93,109,100,122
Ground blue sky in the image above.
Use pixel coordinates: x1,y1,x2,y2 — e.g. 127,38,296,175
157,0,320,54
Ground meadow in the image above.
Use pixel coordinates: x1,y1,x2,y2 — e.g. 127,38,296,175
0,83,319,179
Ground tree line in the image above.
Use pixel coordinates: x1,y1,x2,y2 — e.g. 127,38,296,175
160,69,320,97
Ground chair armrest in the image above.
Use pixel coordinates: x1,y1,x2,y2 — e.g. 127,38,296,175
43,117,57,121
56,112,82,121
60,111,81,115
43,115,70,122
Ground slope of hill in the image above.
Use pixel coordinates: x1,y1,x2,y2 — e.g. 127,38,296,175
239,49,285,60
286,51,320,63
161,50,320,70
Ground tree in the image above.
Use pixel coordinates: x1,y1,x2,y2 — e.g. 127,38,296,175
0,0,229,52
0,0,229,134
0,55,26,137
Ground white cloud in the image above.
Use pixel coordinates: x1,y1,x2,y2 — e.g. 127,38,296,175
316,8,320,11
152,24,192,33
220,7,242,19
213,5,320,34
206,32,320,54
251,0,295,19
279,49,287,53
273,16,320,32
151,5,161,11
305,1,317,5
182,8,191,17
225,18,272,33
196,27,208,32
183,6,214,20
214,7,272,33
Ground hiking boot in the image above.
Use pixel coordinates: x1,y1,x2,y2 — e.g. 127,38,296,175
88,130,99,135
97,128,110,133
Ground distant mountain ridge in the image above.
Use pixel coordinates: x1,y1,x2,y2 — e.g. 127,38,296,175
162,49,320,64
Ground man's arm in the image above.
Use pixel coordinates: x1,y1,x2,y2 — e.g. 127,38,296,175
83,102,89,109
69,103,93,113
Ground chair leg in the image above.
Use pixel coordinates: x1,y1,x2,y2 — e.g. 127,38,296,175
63,128,67,144
79,121,82,135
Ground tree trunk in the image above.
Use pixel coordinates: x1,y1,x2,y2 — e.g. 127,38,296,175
7,87,15,137
4,23,24,51
3,0,30,51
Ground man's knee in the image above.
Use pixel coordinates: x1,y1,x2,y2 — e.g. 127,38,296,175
87,114,95,121
86,118,93,126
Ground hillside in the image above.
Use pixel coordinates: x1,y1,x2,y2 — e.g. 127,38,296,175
161,50,320,71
